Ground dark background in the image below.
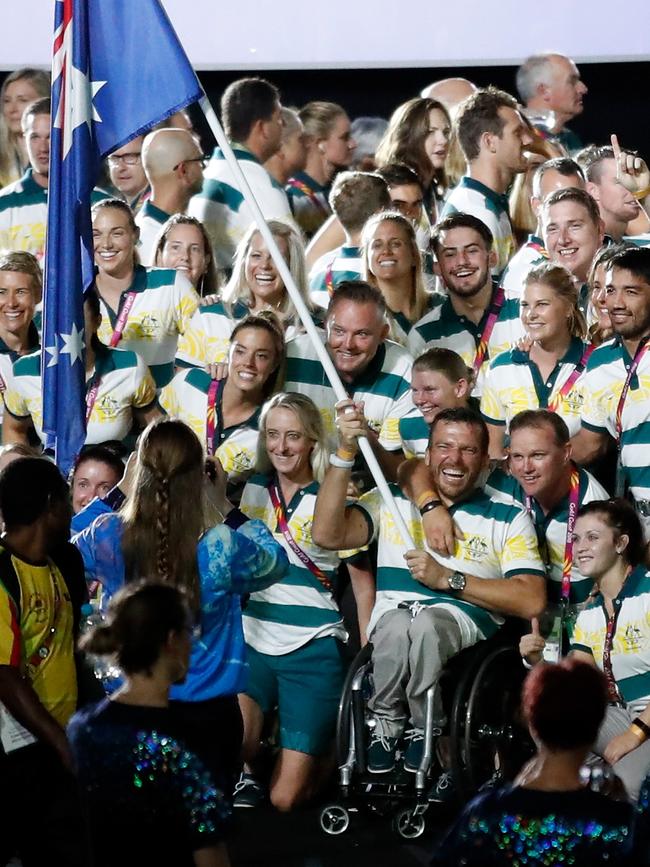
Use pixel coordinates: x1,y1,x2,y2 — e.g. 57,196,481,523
1,59,648,157
192,60,650,157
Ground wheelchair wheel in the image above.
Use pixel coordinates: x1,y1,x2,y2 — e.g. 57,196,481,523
320,804,350,835
393,806,426,839
450,643,532,803
336,642,373,767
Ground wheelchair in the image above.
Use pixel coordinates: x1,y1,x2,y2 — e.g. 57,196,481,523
319,623,534,840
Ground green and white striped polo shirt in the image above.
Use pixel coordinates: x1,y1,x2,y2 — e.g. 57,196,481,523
240,474,346,654
355,483,545,640
188,146,295,271
4,344,157,446
286,170,330,239
481,338,591,438
500,233,548,302
159,367,260,489
486,466,608,605
572,566,650,713
96,265,199,389
284,333,413,452
407,282,521,394
308,244,363,311
135,200,172,265
581,335,650,503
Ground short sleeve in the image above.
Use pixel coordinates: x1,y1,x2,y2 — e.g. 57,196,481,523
131,355,158,408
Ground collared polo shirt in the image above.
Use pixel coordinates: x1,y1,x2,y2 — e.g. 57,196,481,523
308,244,363,311
135,199,172,265
481,337,591,437
354,484,544,640
407,281,520,394
240,473,346,654
4,343,157,446
96,265,199,388
188,145,294,271
284,333,413,452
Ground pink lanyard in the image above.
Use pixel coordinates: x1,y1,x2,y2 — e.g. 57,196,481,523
616,337,650,442
85,375,101,423
287,178,328,215
548,345,594,413
473,285,505,376
109,291,137,348
268,480,334,594
205,379,224,457
526,466,580,603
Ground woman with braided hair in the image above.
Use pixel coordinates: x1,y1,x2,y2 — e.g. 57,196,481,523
72,417,289,798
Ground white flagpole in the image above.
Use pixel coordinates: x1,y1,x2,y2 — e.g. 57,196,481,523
199,94,415,548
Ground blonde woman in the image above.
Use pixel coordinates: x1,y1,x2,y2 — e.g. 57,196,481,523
482,262,592,458
235,392,374,811
362,210,433,345
178,220,315,369
287,101,357,238
0,68,50,187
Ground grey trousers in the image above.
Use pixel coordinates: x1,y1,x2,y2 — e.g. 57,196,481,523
594,704,650,801
368,606,468,733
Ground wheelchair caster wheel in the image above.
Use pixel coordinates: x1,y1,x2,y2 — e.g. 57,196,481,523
393,806,426,839
320,804,350,835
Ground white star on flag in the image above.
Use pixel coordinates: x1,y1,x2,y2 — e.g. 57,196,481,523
52,13,106,160
45,342,60,368
60,323,84,366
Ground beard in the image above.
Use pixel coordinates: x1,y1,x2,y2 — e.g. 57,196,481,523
443,264,491,299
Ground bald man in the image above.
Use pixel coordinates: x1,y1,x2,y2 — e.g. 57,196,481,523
420,78,477,118
135,128,205,263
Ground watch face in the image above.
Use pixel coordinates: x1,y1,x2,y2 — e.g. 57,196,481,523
449,571,466,591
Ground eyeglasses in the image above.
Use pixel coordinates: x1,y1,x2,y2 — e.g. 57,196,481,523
173,155,209,171
107,152,141,167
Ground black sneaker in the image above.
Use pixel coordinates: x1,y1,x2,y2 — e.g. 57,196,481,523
428,770,455,803
367,730,400,773
403,727,425,773
233,772,265,808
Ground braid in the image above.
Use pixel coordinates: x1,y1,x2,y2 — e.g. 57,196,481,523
154,475,171,582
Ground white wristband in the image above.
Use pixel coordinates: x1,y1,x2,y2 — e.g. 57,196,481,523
329,453,355,469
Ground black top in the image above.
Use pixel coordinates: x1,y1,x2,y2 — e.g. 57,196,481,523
430,783,633,867
68,699,228,867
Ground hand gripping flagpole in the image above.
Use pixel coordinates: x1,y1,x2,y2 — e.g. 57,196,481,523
199,94,415,549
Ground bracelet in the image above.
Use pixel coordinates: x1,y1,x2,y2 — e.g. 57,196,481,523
633,186,650,200
420,499,443,516
415,489,437,510
632,716,650,738
336,446,357,461
330,453,355,469
629,723,648,743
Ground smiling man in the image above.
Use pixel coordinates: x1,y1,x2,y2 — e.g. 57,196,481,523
284,280,412,482
408,213,521,393
572,247,650,538
441,87,533,275
0,98,106,267
541,187,605,299
312,407,545,786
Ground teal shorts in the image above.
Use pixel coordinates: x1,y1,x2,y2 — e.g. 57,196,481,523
244,636,346,756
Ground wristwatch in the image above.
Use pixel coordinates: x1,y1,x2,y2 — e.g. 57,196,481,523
447,570,467,593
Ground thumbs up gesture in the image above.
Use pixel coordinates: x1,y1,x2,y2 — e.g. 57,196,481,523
519,617,546,667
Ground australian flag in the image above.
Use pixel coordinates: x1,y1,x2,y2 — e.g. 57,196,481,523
44,0,202,471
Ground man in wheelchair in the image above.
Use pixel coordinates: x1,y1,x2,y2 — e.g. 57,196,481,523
312,406,546,785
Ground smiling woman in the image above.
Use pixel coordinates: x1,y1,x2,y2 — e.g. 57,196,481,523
160,312,286,503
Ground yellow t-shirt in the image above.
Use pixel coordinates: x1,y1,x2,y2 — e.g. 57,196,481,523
0,551,77,727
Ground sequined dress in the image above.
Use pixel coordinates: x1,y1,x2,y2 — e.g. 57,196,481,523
430,784,633,866
68,698,229,867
